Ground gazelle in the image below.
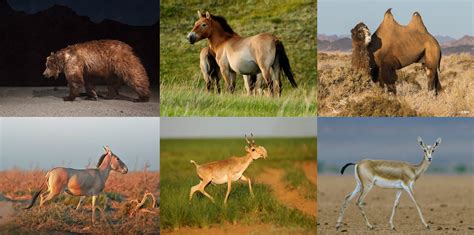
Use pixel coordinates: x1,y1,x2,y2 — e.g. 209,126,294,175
336,137,441,230
189,134,267,204
25,146,128,224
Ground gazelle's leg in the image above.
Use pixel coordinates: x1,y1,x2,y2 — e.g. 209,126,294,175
403,185,429,229
224,175,232,204
389,190,403,230
356,182,374,229
198,179,215,203
336,183,360,230
189,180,202,202
76,196,86,211
91,195,97,225
240,175,254,197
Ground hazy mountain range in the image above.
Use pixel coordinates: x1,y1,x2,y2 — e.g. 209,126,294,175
318,34,474,55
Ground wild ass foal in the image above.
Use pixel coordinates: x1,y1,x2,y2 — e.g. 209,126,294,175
25,146,128,224
189,134,267,204
336,137,441,230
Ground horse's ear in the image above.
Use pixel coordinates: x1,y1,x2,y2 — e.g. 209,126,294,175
197,10,201,18
205,11,211,19
50,52,54,55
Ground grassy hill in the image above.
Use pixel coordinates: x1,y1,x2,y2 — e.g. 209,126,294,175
160,0,317,116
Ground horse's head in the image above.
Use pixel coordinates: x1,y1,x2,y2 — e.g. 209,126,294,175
98,146,128,174
187,11,213,44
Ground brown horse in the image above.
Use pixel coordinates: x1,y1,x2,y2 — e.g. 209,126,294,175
187,11,297,96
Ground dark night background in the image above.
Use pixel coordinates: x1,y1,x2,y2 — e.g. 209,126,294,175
0,0,159,86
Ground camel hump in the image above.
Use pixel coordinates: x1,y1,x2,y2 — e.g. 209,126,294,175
379,8,398,31
408,12,428,32
383,8,394,21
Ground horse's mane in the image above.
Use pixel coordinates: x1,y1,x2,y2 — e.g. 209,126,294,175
211,14,235,34
96,153,107,168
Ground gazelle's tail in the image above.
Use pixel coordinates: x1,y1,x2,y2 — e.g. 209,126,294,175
340,163,356,175
190,160,199,168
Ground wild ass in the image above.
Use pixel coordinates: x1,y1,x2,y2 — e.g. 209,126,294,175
189,134,267,204
336,137,441,230
25,146,128,224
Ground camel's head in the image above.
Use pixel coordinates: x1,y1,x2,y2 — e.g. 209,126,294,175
351,22,371,46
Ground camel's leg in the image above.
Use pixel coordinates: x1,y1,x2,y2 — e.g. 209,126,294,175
224,174,232,204
356,181,375,229
379,65,397,94
76,196,86,211
336,183,361,230
240,175,254,197
403,184,429,229
425,66,441,95
389,190,403,230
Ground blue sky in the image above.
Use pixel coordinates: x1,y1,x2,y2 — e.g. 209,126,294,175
0,118,159,171
318,0,473,38
318,118,474,173
161,117,317,138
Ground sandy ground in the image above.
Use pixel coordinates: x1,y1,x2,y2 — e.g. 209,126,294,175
0,86,159,116
256,167,316,218
318,175,474,234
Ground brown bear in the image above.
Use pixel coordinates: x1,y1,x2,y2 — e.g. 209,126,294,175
43,39,150,102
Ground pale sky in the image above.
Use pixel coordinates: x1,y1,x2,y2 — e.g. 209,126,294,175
319,0,473,38
161,117,317,138
0,118,159,171
318,118,474,172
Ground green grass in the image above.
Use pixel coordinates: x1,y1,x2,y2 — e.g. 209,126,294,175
160,0,317,116
160,138,317,231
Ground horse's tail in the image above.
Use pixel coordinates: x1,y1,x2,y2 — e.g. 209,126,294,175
275,40,297,88
340,163,356,175
190,160,199,168
24,173,48,209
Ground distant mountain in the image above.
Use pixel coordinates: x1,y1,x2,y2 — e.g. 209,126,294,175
318,33,473,55
435,35,456,44
442,36,473,55
0,0,158,86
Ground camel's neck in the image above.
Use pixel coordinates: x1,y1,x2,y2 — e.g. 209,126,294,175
351,42,370,73
414,156,430,180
